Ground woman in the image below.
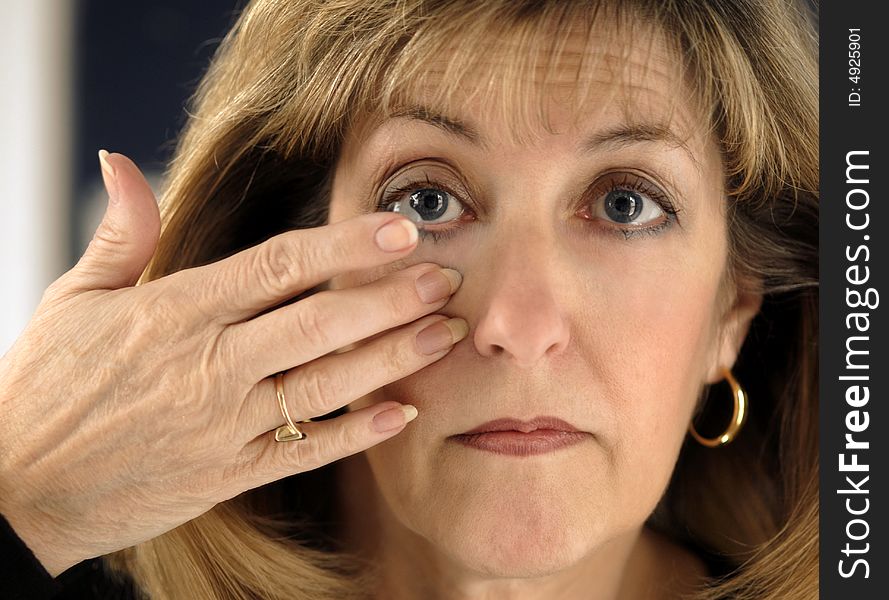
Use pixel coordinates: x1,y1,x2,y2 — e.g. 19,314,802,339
0,0,818,598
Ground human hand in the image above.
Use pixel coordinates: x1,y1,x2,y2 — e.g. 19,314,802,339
0,151,466,576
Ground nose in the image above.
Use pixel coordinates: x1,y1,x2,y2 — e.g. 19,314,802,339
470,236,571,368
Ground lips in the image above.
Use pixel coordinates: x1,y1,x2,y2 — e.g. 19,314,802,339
458,416,582,435
449,416,589,457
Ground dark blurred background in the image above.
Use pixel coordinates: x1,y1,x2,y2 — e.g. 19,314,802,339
72,0,242,261
1,0,241,353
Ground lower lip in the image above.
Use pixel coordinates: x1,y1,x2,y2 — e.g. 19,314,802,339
450,430,590,456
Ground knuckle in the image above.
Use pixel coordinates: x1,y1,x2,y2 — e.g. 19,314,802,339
293,366,333,416
39,280,63,306
379,277,413,321
212,328,250,386
337,420,365,453
128,300,171,344
291,300,333,348
327,225,356,265
123,291,192,357
40,272,80,305
380,334,414,368
322,420,362,459
264,419,365,476
86,222,127,257
253,237,308,296
143,288,187,330
281,434,323,471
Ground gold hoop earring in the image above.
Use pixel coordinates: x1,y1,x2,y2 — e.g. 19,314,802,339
689,367,748,447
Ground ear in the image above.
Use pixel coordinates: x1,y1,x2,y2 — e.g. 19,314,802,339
704,277,763,384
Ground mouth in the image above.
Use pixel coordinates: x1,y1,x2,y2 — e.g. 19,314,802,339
457,416,583,435
449,416,590,457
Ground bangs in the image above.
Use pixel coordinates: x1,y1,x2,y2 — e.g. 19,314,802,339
368,1,691,148
240,0,814,206
259,0,700,156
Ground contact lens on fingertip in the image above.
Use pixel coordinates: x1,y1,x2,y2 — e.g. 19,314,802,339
383,200,429,230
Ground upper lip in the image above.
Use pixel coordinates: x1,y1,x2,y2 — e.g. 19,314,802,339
457,416,582,435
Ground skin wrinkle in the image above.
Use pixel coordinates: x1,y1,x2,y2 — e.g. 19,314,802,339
383,106,702,176
349,121,698,233
324,17,759,600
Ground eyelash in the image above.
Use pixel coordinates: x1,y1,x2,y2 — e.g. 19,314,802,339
594,173,681,240
375,172,682,243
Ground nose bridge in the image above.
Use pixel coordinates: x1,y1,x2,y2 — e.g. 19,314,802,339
469,226,571,368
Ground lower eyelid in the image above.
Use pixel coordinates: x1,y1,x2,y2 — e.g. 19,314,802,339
614,219,673,239
578,205,678,239
417,223,465,243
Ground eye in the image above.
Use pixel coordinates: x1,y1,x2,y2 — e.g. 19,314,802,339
596,188,663,224
377,176,466,227
379,186,464,225
580,172,680,235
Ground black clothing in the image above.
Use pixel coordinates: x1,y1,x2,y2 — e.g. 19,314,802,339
0,512,137,599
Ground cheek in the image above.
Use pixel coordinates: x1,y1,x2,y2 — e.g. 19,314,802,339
587,234,726,498
597,258,719,406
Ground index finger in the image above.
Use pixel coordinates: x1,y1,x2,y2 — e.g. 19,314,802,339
179,212,419,323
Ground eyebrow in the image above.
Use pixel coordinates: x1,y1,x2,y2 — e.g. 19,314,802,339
387,105,703,173
388,106,486,147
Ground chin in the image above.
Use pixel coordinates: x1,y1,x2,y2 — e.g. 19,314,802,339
425,493,602,578
444,523,594,578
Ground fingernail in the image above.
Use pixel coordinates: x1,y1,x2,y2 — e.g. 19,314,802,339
375,218,418,252
416,267,462,303
416,317,469,355
98,149,119,205
373,404,418,433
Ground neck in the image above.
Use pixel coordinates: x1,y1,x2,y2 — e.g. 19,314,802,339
334,453,706,600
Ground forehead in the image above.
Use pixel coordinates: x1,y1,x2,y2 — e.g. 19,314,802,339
350,13,707,151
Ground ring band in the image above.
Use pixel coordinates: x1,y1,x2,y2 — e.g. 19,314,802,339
274,372,310,442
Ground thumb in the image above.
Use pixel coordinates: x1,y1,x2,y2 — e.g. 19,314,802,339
71,150,162,291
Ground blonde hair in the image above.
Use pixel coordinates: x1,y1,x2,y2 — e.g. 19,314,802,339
106,1,819,598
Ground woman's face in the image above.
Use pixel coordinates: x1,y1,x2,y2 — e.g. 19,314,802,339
324,23,759,576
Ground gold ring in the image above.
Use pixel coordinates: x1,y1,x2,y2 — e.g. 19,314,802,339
274,372,310,442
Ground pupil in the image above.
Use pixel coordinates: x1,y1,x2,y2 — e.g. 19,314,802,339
605,190,642,223
409,189,447,220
